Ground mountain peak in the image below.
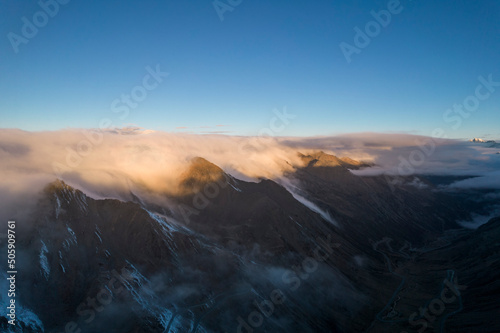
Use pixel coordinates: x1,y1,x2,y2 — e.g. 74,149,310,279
44,179,76,195
299,151,367,169
178,157,226,193
299,151,343,167
469,138,499,149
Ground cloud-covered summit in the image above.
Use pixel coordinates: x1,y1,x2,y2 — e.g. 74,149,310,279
1,129,499,221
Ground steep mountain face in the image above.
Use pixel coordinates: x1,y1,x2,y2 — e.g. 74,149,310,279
415,217,500,331
6,180,235,332
1,152,499,332
289,152,474,241
363,217,500,333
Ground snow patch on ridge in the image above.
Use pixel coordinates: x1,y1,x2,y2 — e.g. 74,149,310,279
278,178,338,226
95,225,103,243
286,189,338,226
40,241,50,280
62,226,78,251
59,250,66,273
55,194,61,219
295,194,337,226
228,182,242,192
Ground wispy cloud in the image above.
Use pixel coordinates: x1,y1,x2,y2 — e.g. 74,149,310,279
199,131,233,134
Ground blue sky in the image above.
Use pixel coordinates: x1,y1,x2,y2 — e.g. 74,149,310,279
1,0,499,138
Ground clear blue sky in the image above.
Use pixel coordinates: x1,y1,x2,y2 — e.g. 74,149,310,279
1,0,499,138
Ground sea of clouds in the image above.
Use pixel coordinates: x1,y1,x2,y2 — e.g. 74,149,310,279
1,128,499,221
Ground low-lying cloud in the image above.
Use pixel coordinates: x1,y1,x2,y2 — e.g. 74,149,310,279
282,133,500,178
1,129,499,221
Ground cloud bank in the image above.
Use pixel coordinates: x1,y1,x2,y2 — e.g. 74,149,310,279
1,129,499,221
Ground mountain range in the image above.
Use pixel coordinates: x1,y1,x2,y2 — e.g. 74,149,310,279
1,149,499,332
